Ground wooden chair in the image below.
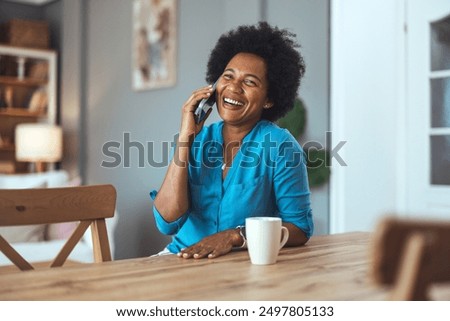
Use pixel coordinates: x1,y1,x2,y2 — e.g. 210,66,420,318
0,184,116,271
370,216,450,300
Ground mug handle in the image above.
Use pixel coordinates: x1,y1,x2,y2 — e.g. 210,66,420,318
279,226,289,250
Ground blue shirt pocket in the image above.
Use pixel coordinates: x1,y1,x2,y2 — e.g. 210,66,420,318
221,175,274,226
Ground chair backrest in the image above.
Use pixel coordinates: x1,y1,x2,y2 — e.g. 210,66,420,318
370,216,450,300
0,184,116,271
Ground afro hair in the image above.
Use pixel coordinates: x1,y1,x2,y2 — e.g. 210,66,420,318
206,22,305,122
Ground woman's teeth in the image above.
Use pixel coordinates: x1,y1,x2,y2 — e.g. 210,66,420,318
224,97,244,106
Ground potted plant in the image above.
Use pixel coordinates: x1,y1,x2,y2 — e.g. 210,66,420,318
277,97,330,188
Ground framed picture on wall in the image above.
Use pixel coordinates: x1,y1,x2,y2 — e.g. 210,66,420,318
132,0,177,91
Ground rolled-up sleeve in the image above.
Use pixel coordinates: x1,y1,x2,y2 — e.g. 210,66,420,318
149,190,189,235
273,139,314,238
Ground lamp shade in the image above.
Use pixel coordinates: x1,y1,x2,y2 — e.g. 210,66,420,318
15,124,63,162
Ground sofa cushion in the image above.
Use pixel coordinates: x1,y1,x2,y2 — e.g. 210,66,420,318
0,225,46,243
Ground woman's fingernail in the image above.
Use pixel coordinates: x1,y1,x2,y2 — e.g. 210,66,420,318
193,253,199,258
183,253,189,258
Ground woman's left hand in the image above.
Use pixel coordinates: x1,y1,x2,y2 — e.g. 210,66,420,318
178,229,243,259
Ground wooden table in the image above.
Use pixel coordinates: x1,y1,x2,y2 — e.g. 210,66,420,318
0,232,448,300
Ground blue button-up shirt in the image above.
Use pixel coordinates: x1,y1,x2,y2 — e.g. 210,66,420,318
150,120,313,253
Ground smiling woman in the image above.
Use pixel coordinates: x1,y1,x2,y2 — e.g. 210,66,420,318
216,52,271,130
150,22,313,259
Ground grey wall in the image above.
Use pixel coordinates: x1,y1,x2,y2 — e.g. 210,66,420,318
60,0,83,182
0,1,44,21
267,0,330,235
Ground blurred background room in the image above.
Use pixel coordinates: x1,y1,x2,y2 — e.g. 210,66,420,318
0,0,448,261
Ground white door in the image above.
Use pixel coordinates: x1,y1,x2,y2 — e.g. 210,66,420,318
406,0,450,219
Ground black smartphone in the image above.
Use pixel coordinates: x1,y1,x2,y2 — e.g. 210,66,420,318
194,81,217,124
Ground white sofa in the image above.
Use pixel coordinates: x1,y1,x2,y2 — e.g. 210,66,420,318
0,170,116,266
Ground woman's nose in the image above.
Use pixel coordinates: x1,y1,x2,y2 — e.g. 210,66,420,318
227,79,244,93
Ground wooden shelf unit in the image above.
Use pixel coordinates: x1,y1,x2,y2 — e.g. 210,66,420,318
0,107,45,118
0,75,48,87
0,45,57,173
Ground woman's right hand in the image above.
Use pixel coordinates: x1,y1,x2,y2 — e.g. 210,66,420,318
179,84,215,141
154,85,215,222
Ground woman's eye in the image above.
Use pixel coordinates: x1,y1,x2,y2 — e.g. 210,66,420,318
244,79,256,86
223,74,232,80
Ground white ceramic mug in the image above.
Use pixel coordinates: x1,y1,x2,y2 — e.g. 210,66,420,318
245,217,289,265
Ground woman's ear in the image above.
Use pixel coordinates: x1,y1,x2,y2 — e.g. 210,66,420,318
263,101,274,109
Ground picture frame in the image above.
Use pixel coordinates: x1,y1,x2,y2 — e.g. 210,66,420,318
132,0,178,91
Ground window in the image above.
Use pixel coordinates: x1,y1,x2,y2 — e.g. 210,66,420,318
429,15,450,185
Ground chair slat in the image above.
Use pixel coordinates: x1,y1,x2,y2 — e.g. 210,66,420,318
390,233,431,300
0,235,34,271
91,219,112,262
51,220,92,267
0,185,116,226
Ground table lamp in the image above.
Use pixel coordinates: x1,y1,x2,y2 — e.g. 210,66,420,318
15,123,63,172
